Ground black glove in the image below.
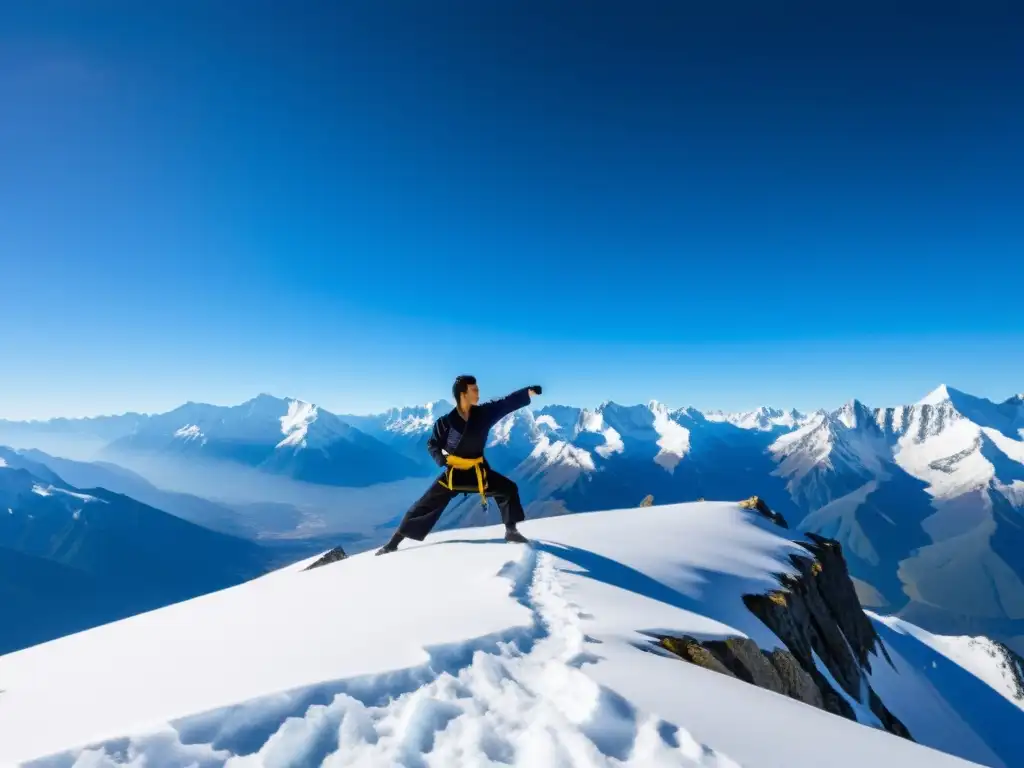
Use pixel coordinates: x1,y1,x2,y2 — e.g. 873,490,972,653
529,385,543,395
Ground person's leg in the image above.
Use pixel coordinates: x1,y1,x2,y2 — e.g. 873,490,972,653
484,470,528,541
398,480,458,540
377,480,456,554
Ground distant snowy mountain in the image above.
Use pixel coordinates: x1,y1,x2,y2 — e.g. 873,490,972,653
436,399,804,531
0,411,144,442
0,449,274,655
355,385,1024,656
774,387,1024,652
0,411,145,461
340,399,453,465
1,502,1018,767
5,385,1024,654
102,394,427,486
705,405,814,431
13,447,255,537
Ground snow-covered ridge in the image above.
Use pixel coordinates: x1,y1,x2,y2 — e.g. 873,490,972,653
872,616,1024,711
705,406,811,431
918,384,957,406
30,484,105,503
364,386,1024,499
0,501,1017,768
380,400,452,435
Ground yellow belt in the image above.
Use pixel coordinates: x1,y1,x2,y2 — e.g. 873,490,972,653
441,455,488,506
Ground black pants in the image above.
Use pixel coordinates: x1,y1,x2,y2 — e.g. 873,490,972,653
396,469,525,541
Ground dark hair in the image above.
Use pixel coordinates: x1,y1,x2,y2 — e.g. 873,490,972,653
452,374,477,402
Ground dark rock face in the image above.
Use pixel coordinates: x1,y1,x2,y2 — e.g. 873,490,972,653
766,647,825,709
303,546,348,571
656,499,913,741
990,641,1024,702
656,634,852,720
738,495,789,529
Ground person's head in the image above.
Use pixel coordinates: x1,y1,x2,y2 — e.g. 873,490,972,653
452,375,479,409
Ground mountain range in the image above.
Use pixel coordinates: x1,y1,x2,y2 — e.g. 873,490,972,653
0,394,434,488
0,447,274,655
2,384,1023,653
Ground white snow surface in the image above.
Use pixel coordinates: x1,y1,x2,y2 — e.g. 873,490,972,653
0,503,990,767
577,410,625,459
533,414,560,432
650,402,691,472
382,401,450,435
57,486,105,503
174,424,205,441
872,615,1024,711
919,384,954,406
30,484,105,503
277,400,319,449
519,435,597,497
704,407,809,432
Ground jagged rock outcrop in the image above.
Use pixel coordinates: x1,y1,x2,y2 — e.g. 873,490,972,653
657,498,912,741
990,640,1024,702
738,495,789,529
658,635,829,712
639,494,654,507
304,546,348,571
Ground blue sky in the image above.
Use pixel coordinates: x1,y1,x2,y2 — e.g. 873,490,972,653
1,1,1021,420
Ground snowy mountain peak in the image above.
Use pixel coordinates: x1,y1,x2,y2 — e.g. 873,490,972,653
242,392,288,411
917,384,970,407
705,405,809,431
381,400,452,435
836,399,877,430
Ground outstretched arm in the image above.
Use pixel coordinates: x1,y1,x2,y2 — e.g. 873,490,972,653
479,385,542,426
425,418,449,467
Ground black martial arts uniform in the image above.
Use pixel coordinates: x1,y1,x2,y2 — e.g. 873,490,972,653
394,387,533,541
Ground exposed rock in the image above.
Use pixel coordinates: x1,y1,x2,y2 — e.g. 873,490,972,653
303,546,348,571
709,637,786,692
657,496,912,740
742,534,908,738
657,634,836,714
738,495,789,528
658,636,736,678
868,688,912,739
989,640,1024,702
639,494,654,507
766,648,824,709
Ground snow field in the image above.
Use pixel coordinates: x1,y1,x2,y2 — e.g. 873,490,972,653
1,503,999,768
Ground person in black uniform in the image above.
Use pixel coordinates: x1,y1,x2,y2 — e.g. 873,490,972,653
376,375,541,555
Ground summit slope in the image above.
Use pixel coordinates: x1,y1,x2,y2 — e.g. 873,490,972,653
0,502,1016,767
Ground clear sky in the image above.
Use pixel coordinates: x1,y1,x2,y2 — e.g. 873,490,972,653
1,1,1021,420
